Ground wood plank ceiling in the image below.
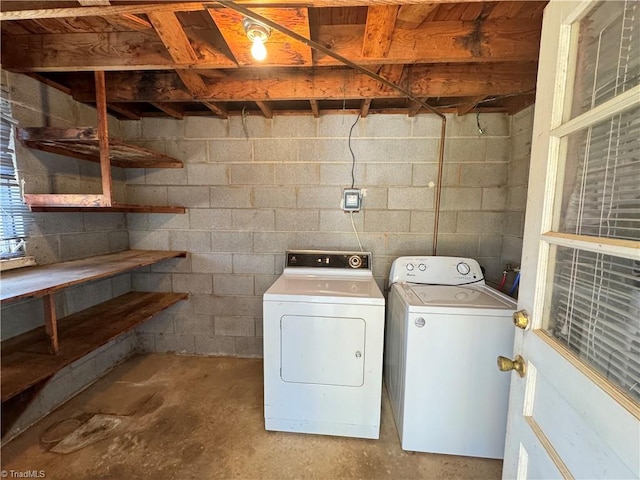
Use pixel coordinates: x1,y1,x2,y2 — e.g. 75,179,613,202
0,1,547,119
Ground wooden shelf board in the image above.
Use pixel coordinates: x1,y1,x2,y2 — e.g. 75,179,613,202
1,291,188,402
17,127,183,169
0,249,187,303
27,202,186,213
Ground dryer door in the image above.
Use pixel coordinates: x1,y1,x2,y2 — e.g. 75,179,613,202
281,315,365,387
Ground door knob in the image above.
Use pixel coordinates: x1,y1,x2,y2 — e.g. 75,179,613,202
513,310,529,330
497,355,527,378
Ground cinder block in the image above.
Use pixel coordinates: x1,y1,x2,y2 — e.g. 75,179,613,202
507,185,528,212
210,186,252,208
213,274,254,295
230,164,274,185
173,314,214,335
235,336,263,358
189,208,232,230
459,164,507,187
141,118,185,139
252,232,293,253
482,188,508,211
233,254,275,274
386,233,433,256
195,335,236,356
136,333,156,352
150,256,192,273
166,140,208,164
126,213,148,230
318,114,365,138
111,273,132,296
479,235,503,257
126,185,168,205
436,234,480,257
410,211,457,234
275,163,320,185
255,317,263,337
63,278,113,315
136,310,175,334
191,253,233,273
128,230,170,250
361,115,412,138
184,117,226,139
360,187,387,209
340,232,386,254
511,131,532,159
501,236,524,265
456,212,505,234
25,235,60,265
215,316,255,336
144,167,188,186
298,139,349,162
368,138,440,163
363,210,410,232
119,120,141,139
486,138,510,162
208,139,253,162
504,212,525,236
365,163,412,185
511,106,534,136
251,186,297,208
388,187,434,210
447,113,509,138
172,273,213,294
276,209,319,231
508,158,530,187
148,213,190,230
59,232,110,261
132,272,173,292
411,163,439,186
167,186,210,208
187,164,229,186
209,231,253,253
320,163,365,185
194,295,262,316
232,209,275,231
296,186,342,208
412,115,443,138
440,188,482,211
273,116,316,138
445,138,487,162
170,230,212,253
253,139,298,163
1,298,45,341
31,212,84,236
254,275,279,295
83,213,125,232
155,333,196,354
320,210,363,232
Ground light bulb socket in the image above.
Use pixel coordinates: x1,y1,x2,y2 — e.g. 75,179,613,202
243,17,271,44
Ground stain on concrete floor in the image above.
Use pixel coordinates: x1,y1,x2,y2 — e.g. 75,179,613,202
1,354,502,479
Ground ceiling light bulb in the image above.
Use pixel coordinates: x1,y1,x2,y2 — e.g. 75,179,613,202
251,36,267,61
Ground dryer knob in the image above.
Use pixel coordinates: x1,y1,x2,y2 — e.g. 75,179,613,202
406,263,415,271
414,317,426,328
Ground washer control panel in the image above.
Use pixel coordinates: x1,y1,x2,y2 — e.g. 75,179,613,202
287,250,371,270
389,256,484,285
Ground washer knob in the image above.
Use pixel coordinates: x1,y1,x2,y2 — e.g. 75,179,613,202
348,255,362,268
418,263,426,271
456,262,471,275
406,263,414,271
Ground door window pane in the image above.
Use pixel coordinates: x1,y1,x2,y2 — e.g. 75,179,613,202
546,245,640,401
570,0,640,119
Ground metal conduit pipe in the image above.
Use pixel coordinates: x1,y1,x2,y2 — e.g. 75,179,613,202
216,1,447,255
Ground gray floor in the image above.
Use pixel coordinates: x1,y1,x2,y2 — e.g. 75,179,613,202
2,354,502,479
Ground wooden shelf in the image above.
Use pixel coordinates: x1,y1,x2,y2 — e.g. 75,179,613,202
17,127,183,169
1,249,187,303
1,291,188,402
24,196,186,213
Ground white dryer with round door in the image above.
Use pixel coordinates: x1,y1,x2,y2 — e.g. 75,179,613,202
385,256,517,459
263,250,385,439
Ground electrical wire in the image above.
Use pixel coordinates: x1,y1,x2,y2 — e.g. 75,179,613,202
348,113,361,189
350,211,364,252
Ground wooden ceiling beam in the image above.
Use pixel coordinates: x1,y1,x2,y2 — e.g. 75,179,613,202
147,11,198,65
2,20,541,72
456,95,487,115
309,100,319,118
151,102,185,119
395,4,440,29
360,99,372,118
68,63,538,103
176,69,209,97
408,97,429,117
106,103,141,120
255,101,273,119
202,102,229,119
362,6,398,58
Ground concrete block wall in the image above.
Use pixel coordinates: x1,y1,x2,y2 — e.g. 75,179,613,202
123,112,512,357
502,106,534,273
1,72,137,437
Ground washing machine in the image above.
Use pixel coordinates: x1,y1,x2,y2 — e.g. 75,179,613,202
385,256,517,459
263,250,385,439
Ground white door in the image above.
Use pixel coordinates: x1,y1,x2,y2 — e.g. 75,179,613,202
502,1,640,479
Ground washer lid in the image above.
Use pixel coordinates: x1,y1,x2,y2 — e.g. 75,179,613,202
404,284,515,309
264,274,384,305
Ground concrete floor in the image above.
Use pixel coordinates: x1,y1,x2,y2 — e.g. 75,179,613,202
2,354,502,479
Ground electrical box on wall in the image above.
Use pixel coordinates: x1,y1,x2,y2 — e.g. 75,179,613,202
342,188,362,212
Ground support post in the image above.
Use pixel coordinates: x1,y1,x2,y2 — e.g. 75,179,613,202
43,294,59,354
94,71,113,207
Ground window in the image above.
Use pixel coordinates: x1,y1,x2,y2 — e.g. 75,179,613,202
543,0,640,401
1,85,32,260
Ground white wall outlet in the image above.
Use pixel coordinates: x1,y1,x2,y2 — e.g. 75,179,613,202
343,188,362,212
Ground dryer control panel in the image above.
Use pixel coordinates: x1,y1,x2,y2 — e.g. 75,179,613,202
287,250,371,270
389,256,484,285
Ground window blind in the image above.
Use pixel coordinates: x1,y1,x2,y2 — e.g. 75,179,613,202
549,0,640,401
1,85,32,259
